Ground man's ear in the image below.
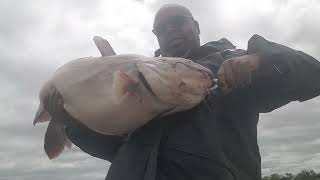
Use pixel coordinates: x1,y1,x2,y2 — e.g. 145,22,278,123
194,20,200,35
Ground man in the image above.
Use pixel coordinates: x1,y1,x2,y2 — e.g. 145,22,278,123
46,3,320,180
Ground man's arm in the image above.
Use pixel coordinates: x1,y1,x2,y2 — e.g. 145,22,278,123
45,89,124,162
248,34,320,112
65,119,124,162
217,34,320,113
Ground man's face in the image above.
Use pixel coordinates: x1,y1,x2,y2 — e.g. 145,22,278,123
153,7,200,57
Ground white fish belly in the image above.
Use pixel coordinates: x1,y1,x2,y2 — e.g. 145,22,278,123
52,55,167,135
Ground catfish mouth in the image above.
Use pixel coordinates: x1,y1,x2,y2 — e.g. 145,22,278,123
138,72,157,97
173,61,215,87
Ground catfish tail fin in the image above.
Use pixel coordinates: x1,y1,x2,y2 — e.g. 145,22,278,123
44,120,70,159
33,103,51,126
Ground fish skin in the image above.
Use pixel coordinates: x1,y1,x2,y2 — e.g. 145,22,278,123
35,55,215,159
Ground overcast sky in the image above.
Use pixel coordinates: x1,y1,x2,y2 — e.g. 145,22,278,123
1,0,320,179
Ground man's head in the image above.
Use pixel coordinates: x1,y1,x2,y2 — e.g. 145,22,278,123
153,4,200,57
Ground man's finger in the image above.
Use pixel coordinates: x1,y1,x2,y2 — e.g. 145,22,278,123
47,90,55,114
223,60,235,89
43,94,49,110
217,67,232,95
57,94,64,112
238,62,247,88
231,60,241,88
53,90,64,113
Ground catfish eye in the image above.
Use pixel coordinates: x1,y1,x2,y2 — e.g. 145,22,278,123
171,63,176,68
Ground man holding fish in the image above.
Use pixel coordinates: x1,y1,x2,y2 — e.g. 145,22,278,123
38,3,320,180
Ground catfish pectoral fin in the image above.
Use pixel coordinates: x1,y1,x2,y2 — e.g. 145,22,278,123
33,103,51,126
44,120,68,159
112,70,139,103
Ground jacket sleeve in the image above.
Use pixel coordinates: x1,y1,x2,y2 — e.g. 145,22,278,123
247,34,320,113
64,113,124,162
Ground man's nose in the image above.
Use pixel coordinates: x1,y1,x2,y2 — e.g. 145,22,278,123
165,24,179,33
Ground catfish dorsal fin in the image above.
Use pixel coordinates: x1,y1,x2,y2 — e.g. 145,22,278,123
112,71,138,103
93,36,116,56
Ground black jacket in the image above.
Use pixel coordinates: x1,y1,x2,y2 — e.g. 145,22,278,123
66,35,320,180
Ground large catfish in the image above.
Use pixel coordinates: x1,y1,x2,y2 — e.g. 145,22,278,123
33,37,215,159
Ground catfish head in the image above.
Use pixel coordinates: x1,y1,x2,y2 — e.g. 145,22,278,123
136,57,215,112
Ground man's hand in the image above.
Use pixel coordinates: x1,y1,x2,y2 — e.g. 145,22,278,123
43,87,66,120
217,54,261,95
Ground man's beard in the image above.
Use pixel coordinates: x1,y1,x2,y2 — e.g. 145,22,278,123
166,44,191,58
171,49,191,58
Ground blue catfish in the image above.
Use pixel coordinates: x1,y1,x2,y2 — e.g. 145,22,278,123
34,40,215,160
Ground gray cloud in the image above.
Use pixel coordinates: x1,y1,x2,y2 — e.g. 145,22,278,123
258,98,320,175
1,0,320,179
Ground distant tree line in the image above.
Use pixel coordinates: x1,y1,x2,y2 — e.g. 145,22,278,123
262,169,320,180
